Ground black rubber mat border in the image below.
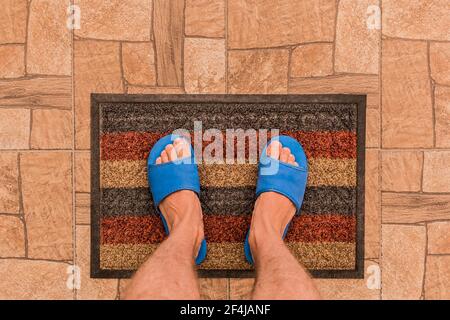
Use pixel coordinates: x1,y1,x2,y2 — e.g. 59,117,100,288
90,94,366,279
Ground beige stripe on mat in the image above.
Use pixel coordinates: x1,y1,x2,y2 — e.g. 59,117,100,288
100,159,356,188
100,242,355,271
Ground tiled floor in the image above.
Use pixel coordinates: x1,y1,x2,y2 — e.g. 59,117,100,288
0,0,449,300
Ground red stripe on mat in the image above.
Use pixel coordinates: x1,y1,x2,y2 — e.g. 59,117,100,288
100,130,356,160
101,214,356,244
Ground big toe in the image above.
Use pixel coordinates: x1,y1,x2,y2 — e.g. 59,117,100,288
267,141,298,166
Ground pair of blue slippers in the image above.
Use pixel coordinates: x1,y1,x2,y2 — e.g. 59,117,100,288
147,134,308,265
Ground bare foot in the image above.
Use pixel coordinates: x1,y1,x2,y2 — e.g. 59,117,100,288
249,141,298,252
155,138,204,254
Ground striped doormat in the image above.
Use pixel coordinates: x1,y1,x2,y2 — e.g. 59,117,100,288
91,94,365,278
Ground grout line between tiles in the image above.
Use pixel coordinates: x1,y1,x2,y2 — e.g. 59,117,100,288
228,41,335,51
225,0,229,94
0,256,72,264
16,153,28,258
70,0,77,299
28,109,33,149
23,0,30,76
332,0,339,75
286,46,293,91
421,222,428,299
382,35,450,43
116,279,121,300
379,0,384,300
427,41,437,148
118,42,127,93
181,0,186,91
151,1,159,87
420,151,425,192
381,190,450,196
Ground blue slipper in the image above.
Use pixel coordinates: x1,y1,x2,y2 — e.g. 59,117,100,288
147,134,207,265
244,135,308,265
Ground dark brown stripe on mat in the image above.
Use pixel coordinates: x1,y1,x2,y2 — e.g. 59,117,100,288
100,214,356,244
100,103,357,133
100,186,356,217
100,130,357,161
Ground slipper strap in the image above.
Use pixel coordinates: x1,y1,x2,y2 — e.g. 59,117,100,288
148,160,200,208
256,160,307,213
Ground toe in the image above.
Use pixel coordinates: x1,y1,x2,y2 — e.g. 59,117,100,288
280,147,290,162
165,144,178,161
181,140,191,158
268,141,281,160
173,138,184,158
155,157,162,164
161,150,169,163
288,154,295,164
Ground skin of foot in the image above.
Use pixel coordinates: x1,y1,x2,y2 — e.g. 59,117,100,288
155,138,204,259
248,140,299,259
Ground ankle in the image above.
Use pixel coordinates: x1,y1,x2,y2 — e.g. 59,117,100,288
248,222,284,262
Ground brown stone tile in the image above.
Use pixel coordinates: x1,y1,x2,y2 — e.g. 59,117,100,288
228,49,289,93
0,109,30,149
290,43,333,78
382,40,433,148
423,151,450,192
335,0,380,74
430,42,450,85
435,86,450,148
153,0,184,86
0,77,72,108
382,224,426,299
74,40,123,149
75,153,90,193
365,150,380,259
30,109,72,149
381,151,423,192
0,215,25,257
21,152,72,260
27,0,71,75
425,255,450,300
75,193,90,225
199,278,228,300
383,0,450,41
367,93,380,109
0,45,25,78
74,0,152,41
382,193,450,223
0,259,73,299
127,86,184,94
366,109,380,148
229,278,254,299
184,38,226,93
185,0,225,38
76,225,118,299
228,0,336,48
0,152,19,213
315,260,381,299
122,42,156,86
427,222,450,254
289,74,379,94
0,0,27,44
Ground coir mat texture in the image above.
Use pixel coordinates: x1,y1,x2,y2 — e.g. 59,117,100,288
91,94,366,279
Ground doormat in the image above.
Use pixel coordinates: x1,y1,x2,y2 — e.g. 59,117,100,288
91,94,365,279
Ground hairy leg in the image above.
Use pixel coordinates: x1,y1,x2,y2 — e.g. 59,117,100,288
123,139,204,299
250,142,321,300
